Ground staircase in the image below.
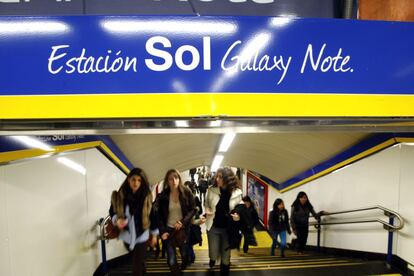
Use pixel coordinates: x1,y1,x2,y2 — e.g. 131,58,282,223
108,246,400,276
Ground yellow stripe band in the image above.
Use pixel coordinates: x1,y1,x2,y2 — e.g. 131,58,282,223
0,141,130,174
2,93,414,119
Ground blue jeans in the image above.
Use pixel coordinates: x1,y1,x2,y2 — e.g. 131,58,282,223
166,228,188,267
271,231,286,255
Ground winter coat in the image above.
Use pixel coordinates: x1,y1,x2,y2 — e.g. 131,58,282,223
109,188,157,238
155,187,196,236
231,204,258,247
199,179,209,193
290,204,318,230
189,197,203,246
204,186,243,231
234,203,259,231
268,209,291,234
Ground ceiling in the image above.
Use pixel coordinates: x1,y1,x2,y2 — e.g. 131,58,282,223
111,132,369,184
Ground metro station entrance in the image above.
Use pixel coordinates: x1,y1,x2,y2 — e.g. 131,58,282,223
1,10,414,276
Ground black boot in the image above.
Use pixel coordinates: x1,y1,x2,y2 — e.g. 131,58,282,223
220,263,230,276
281,247,285,258
181,257,188,271
209,259,215,269
170,263,181,276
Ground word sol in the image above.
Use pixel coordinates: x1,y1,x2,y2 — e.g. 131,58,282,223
145,36,211,71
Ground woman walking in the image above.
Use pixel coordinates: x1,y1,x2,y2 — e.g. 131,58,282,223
268,198,291,257
290,191,321,254
156,169,196,275
184,181,206,265
109,168,158,276
205,167,243,276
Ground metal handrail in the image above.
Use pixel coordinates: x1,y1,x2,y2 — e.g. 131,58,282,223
98,216,112,240
97,217,109,273
310,205,404,266
311,205,404,231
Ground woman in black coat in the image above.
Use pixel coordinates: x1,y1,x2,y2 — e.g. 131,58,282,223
290,191,320,254
156,169,196,276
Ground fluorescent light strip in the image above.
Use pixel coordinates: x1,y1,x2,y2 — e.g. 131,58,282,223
0,21,70,35
57,157,86,175
210,120,222,127
13,136,54,151
175,120,189,127
100,19,237,35
218,132,236,152
269,17,293,28
211,154,224,172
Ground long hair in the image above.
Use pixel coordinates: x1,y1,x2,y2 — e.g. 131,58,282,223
120,168,150,196
273,198,285,212
118,168,151,217
163,169,191,203
291,191,314,211
216,167,241,194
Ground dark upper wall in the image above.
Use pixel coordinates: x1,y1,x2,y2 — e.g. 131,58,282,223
0,0,344,17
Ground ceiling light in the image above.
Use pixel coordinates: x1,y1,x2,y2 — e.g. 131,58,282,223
269,17,293,28
210,120,222,127
211,154,224,172
218,132,236,152
175,120,189,127
100,19,237,35
0,20,70,35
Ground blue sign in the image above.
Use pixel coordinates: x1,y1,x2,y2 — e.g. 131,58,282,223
1,16,414,96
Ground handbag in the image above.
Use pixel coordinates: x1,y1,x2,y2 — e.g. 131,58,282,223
170,227,187,247
103,215,120,239
190,224,202,246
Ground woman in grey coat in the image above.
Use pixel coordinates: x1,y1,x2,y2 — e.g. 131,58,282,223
290,191,321,254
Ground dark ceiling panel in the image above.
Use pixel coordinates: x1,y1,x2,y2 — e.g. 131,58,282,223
0,0,84,15
85,0,195,15
0,0,341,17
191,0,340,18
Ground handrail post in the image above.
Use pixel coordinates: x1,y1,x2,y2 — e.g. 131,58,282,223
386,216,394,267
98,218,108,274
317,217,321,252
101,239,108,274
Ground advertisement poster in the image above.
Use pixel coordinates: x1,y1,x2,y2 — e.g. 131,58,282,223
247,172,268,225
